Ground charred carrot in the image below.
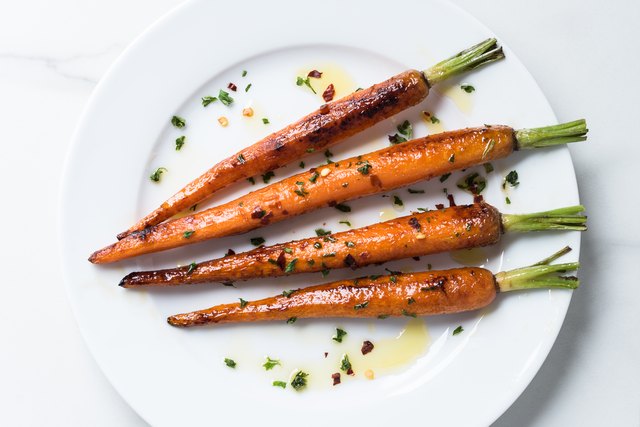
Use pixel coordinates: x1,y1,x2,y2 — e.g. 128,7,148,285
89,120,587,264
117,38,504,239
119,203,586,287
167,247,579,327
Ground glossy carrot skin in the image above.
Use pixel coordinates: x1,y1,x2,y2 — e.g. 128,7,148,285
117,70,429,239
90,125,515,264
120,203,501,287
167,268,497,327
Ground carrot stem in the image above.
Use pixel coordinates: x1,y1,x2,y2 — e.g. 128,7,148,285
495,247,579,292
501,205,587,232
515,119,588,149
423,38,504,86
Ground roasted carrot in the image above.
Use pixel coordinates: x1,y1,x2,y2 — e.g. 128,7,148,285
89,120,587,264
117,38,504,239
167,248,579,327
119,203,586,287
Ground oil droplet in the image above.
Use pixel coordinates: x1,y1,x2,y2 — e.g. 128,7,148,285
355,318,430,374
450,247,489,266
437,84,473,114
297,63,357,101
379,208,399,221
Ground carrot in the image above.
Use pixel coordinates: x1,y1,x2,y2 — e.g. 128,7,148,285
89,120,587,264
119,203,586,287
167,247,579,327
117,38,504,239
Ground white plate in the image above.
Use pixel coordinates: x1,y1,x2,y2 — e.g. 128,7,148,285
60,0,581,426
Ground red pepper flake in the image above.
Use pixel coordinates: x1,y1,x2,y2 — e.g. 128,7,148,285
447,194,456,207
361,340,374,355
227,82,237,91
251,207,266,219
308,70,323,78
324,352,329,358
473,194,484,203
322,84,335,102
319,104,330,115
331,372,341,385
276,252,287,270
260,211,274,225
346,368,354,376
435,203,445,210
408,217,421,231
344,254,358,269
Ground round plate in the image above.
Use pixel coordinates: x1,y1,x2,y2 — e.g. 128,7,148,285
60,0,580,425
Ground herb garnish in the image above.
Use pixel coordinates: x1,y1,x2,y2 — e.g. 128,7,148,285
272,381,286,389
340,354,352,373
262,118,269,124
242,70,247,77
457,172,487,195
263,357,281,370
393,195,404,207
237,154,246,164
333,328,347,343
239,298,248,308
149,167,167,182
309,172,319,183
354,301,369,310
187,262,197,274
448,154,455,163
296,76,316,94
284,258,298,273
262,171,275,183
245,83,252,92
339,220,352,227
218,90,234,106
171,115,186,128
483,162,494,174
388,120,413,144
504,170,519,188
201,96,217,107
315,228,331,236
461,84,475,93
440,173,451,183
224,358,236,368
183,230,195,239
402,310,417,318
175,136,186,150
356,161,372,175
291,371,308,390
505,196,511,204
453,326,464,335
247,177,255,185
313,242,322,249
407,188,425,194
286,317,297,324
282,289,297,298
250,237,265,246
334,203,351,212
299,161,305,169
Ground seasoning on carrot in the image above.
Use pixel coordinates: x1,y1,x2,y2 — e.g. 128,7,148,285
90,119,587,264
166,247,579,327
115,39,505,240
118,203,586,287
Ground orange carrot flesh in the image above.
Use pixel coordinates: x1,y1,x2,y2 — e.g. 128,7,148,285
167,267,497,327
120,203,502,287
89,126,515,264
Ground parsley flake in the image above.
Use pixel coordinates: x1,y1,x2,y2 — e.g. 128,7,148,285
149,167,167,182
453,326,464,335
263,357,281,370
201,96,217,107
175,135,186,151
218,90,234,106
333,328,347,343
171,115,186,128
291,370,308,390
461,84,475,93
224,358,236,368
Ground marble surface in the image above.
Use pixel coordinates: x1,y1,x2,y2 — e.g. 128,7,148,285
1,0,638,425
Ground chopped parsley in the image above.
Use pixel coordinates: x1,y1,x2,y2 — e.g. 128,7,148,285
284,258,298,273
356,161,372,175
272,381,287,389
250,237,265,246
506,196,511,204
286,317,297,324
175,135,186,150
299,161,305,169
282,289,297,298
339,220,352,227
224,358,236,368
439,173,451,182
247,177,255,185
283,247,293,254
187,262,197,274
149,167,167,182
457,172,487,195
218,90,234,106
315,228,331,236
402,309,417,318
239,298,248,308
237,154,246,164
296,76,316,94
504,170,520,188
309,172,319,183
393,195,404,207
460,84,475,93
340,354,352,373
242,70,247,77
262,118,269,124
453,326,464,335
171,115,186,128
448,154,455,163
201,96,217,107
429,114,440,124
408,297,416,304
333,328,347,343
483,162,494,174
334,203,351,212
313,242,322,249
245,83,252,92
324,149,333,158
183,230,195,239
263,357,281,370
262,171,275,183
377,314,390,319
354,301,369,310
388,120,413,144
407,188,425,194
291,370,308,390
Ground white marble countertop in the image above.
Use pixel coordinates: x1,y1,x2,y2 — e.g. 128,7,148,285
1,0,638,425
